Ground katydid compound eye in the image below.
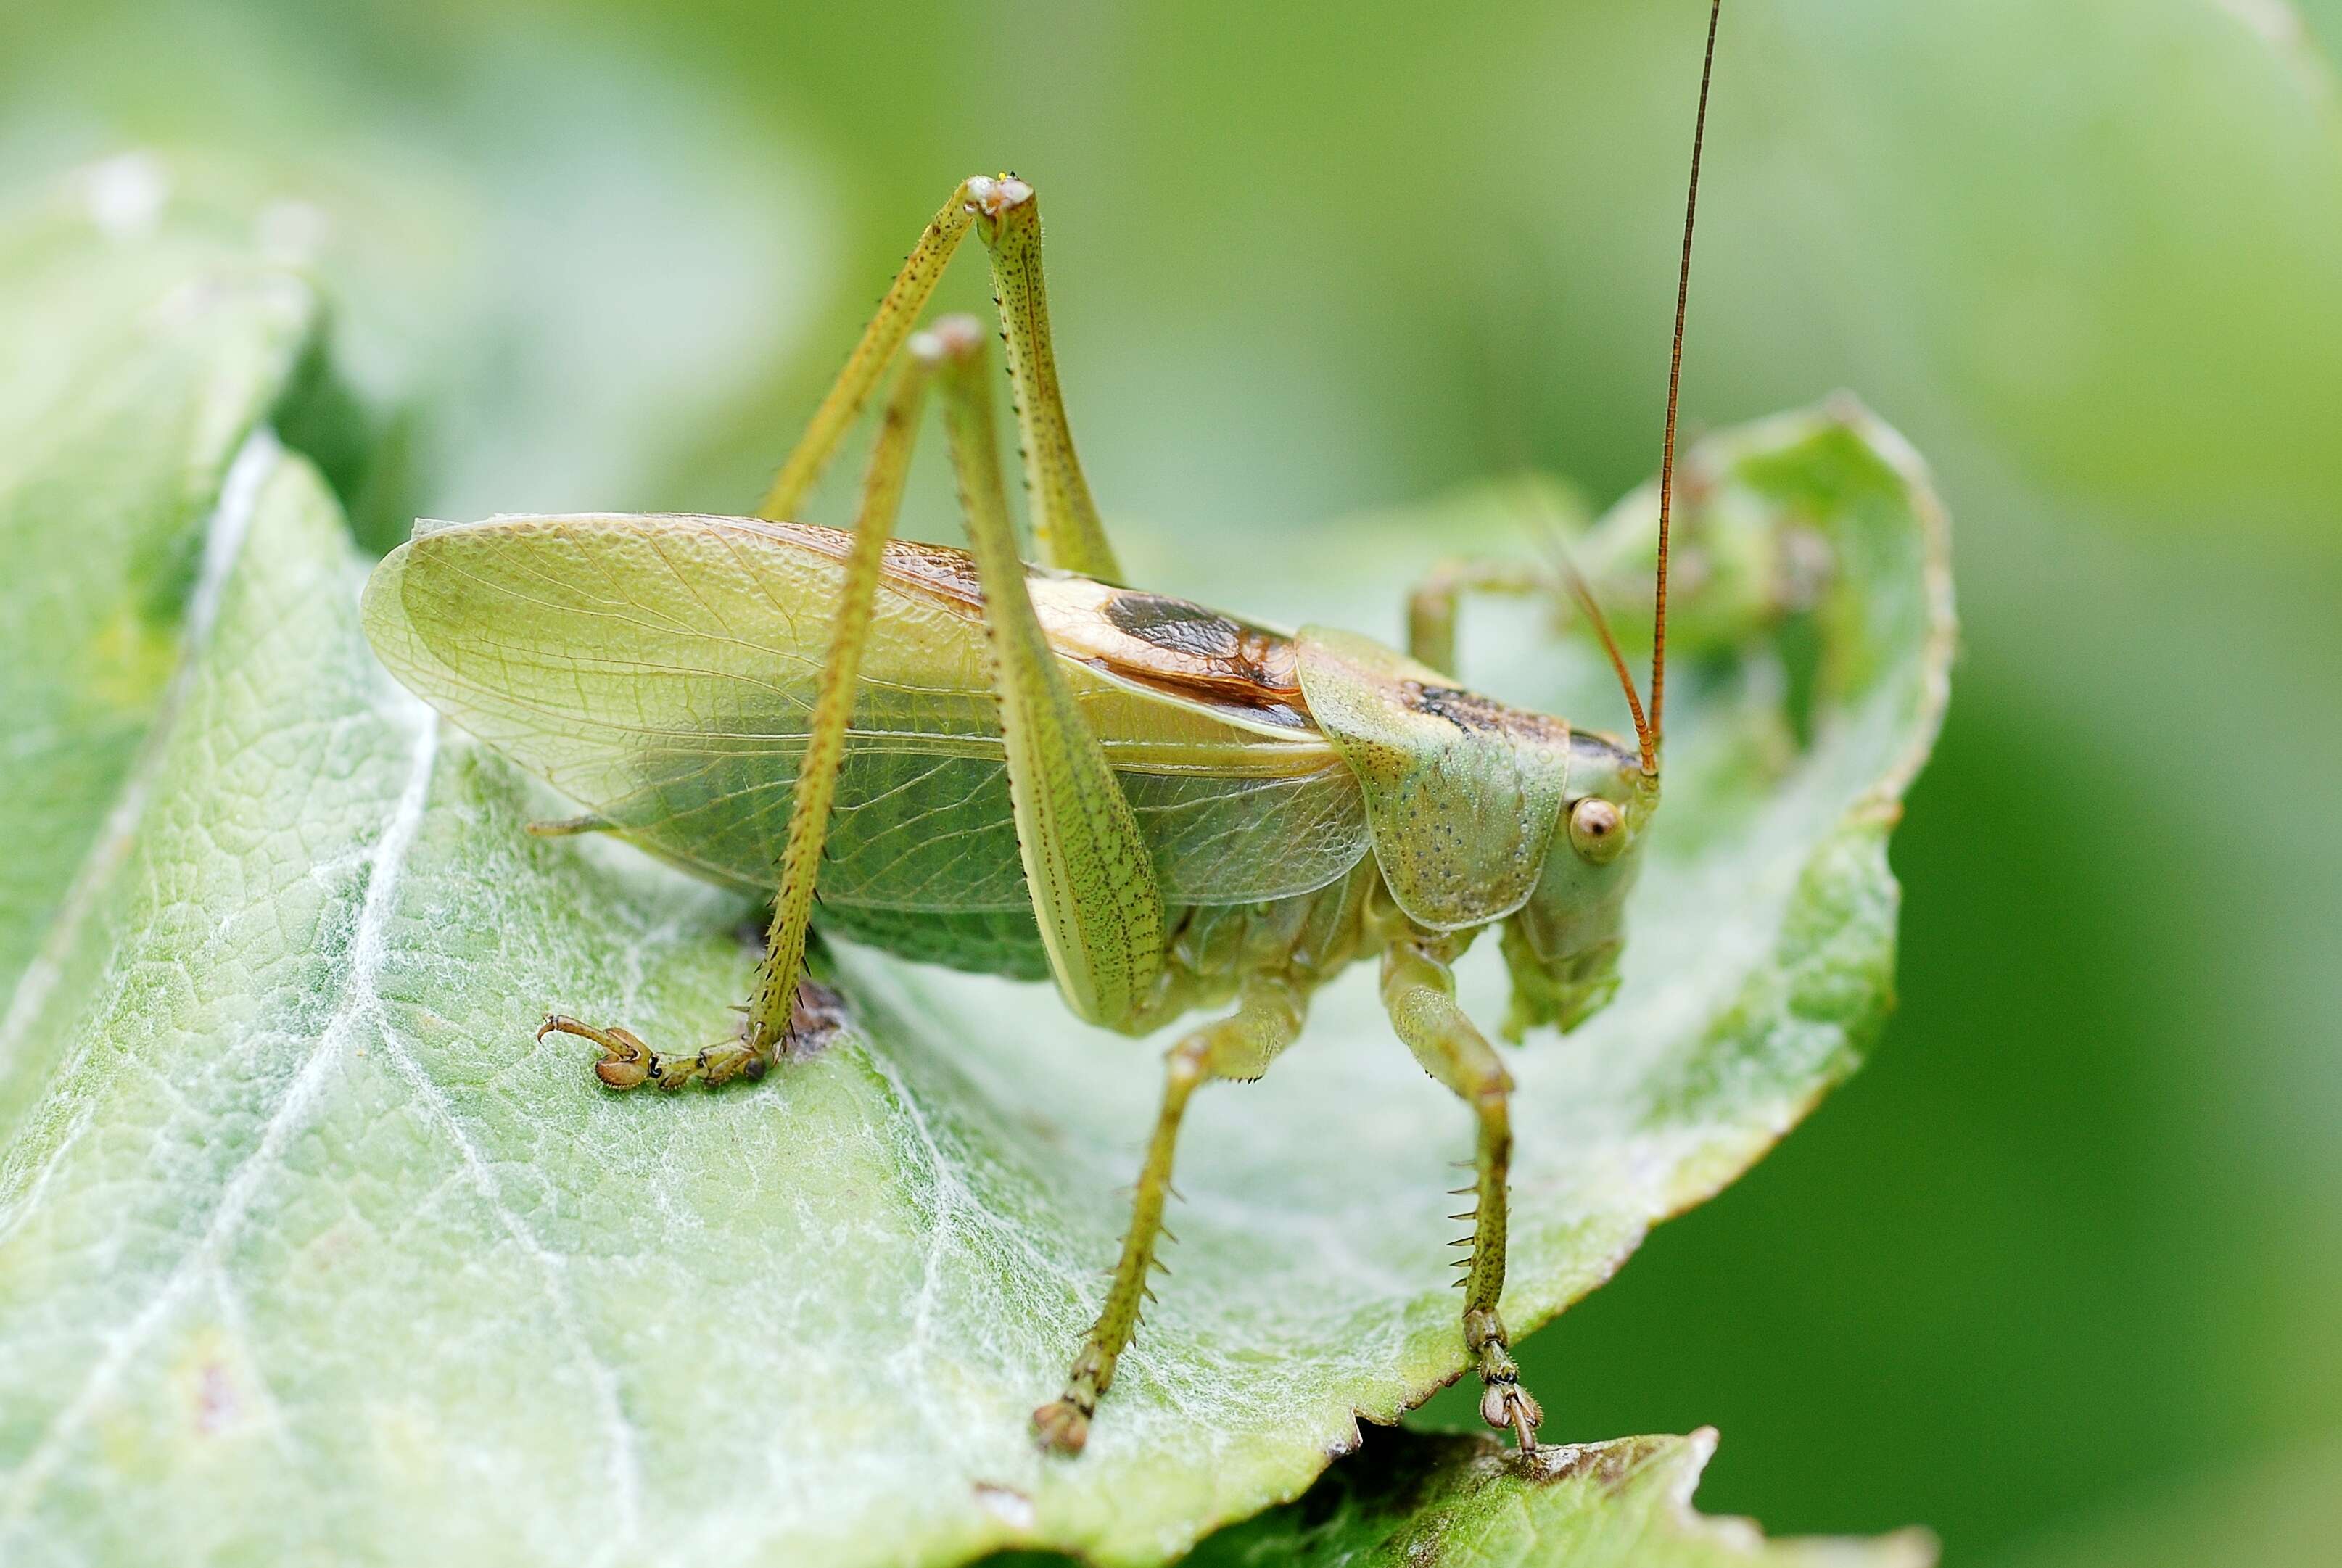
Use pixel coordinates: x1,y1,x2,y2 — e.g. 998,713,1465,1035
1567,796,1626,864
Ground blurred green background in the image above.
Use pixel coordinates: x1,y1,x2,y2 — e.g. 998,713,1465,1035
6,1,2338,1561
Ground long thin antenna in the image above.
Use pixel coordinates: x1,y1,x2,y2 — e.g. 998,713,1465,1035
1649,0,1722,774
1530,525,1655,773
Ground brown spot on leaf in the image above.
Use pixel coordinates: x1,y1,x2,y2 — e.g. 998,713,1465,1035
784,978,850,1062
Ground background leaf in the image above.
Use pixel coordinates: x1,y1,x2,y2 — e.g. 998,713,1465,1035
0,170,1949,1563
1171,1428,1935,1568
0,164,314,1107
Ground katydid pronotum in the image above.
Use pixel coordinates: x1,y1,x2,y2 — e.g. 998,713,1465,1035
364,3,1739,1456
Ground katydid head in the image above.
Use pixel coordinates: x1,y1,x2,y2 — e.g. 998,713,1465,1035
1497,729,1658,1040
1289,625,1656,1032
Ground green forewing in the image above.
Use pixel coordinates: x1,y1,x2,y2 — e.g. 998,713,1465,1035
359,514,1370,912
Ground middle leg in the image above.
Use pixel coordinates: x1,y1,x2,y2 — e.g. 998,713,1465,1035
1381,933,1544,1451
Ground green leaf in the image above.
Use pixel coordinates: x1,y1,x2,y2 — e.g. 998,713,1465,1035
1173,1428,1935,1567
0,160,316,1070
0,199,1951,1563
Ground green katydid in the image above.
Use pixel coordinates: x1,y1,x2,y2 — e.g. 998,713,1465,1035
362,3,1749,1456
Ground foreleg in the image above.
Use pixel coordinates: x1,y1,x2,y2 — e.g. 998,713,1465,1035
1034,973,1307,1454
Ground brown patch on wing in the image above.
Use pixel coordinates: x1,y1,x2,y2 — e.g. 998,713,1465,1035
1101,591,1299,693
761,519,1314,730
1034,581,1313,730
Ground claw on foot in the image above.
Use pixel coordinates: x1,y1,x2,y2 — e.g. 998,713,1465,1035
1031,1398,1091,1456
1464,1305,1543,1453
538,1015,656,1089
1480,1379,1544,1454
1036,1340,1108,1456
538,981,850,1093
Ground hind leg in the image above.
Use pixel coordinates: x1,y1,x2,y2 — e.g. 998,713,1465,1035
541,329,946,1089
759,175,1122,581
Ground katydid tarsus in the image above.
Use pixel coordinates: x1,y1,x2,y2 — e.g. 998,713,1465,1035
363,2,1737,1456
